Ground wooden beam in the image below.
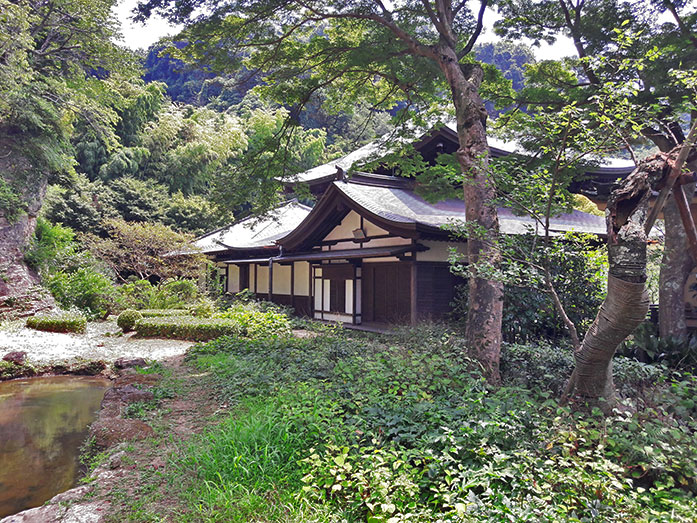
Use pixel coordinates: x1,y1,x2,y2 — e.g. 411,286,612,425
673,184,697,264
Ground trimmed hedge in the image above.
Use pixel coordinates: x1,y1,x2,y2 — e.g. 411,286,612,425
26,313,87,333
117,309,143,332
138,309,188,317
134,316,244,341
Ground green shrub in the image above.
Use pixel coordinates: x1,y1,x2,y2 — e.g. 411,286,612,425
214,302,292,338
44,266,115,319
116,278,201,311
135,316,243,341
117,309,142,332
25,218,76,271
138,309,188,317
26,313,87,333
187,296,217,318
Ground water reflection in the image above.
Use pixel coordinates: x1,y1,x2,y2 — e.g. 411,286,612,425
0,376,109,518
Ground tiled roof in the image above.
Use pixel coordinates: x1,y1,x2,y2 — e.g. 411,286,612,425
334,181,606,236
192,200,312,253
287,122,635,186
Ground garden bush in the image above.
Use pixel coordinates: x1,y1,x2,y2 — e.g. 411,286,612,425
214,302,292,338
116,278,201,311
26,313,87,333
134,316,243,341
138,309,188,317
117,309,142,332
134,302,293,341
44,266,115,319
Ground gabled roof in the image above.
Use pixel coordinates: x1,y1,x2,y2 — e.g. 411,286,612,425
278,177,606,251
192,200,312,254
285,122,636,190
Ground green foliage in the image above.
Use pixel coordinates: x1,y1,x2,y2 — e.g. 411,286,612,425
134,316,243,341
135,301,292,341
619,322,697,372
213,302,292,338
44,266,115,319
187,297,218,318
0,179,26,223
24,218,75,271
137,309,188,317
117,309,143,333
115,278,201,311
84,219,205,282
178,328,697,521
26,312,87,333
451,234,607,343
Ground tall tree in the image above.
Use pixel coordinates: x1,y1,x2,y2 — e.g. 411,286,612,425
0,0,134,315
496,0,697,341
136,0,506,379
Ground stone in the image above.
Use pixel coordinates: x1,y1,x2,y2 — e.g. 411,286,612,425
113,373,160,388
113,357,147,370
101,384,154,407
2,351,27,365
90,418,155,448
71,360,107,376
0,504,67,522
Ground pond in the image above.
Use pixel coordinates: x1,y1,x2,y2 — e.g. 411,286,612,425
0,376,110,518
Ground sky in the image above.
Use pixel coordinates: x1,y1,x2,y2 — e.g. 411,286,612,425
114,1,578,59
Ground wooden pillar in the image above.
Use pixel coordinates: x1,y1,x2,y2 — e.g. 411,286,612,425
254,264,258,295
410,260,418,325
352,263,358,325
321,271,325,320
268,259,273,301
290,262,295,310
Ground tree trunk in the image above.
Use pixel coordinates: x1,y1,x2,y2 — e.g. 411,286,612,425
438,47,504,382
564,152,677,407
659,182,696,340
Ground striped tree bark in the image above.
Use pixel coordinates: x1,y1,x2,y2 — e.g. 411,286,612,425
564,150,693,407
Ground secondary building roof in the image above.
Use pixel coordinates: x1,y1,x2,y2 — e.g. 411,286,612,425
192,200,312,254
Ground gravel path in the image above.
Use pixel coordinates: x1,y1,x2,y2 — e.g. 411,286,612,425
0,319,193,363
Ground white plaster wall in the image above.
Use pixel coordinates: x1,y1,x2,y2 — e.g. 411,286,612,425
257,265,269,293
324,211,389,241
345,280,353,314
363,218,388,236
315,312,352,323
416,240,467,263
314,278,323,311
227,265,240,293
294,261,310,296
324,211,361,240
273,264,292,295
249,265,256,291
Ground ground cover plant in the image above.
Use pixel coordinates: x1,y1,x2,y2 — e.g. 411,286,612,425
25,313,87,334
168,322,697,522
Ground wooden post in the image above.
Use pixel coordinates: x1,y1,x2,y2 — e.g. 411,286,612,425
254,264,258,295
352,263,357,325
290,262,295,311
410,260,418,325
268,259,273,301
